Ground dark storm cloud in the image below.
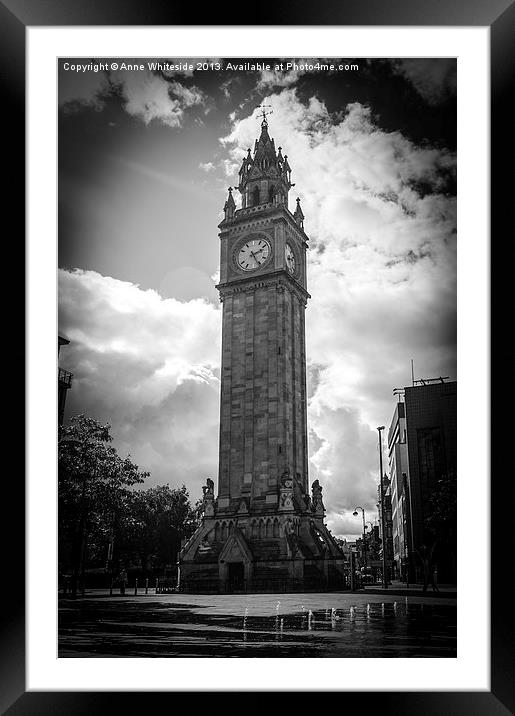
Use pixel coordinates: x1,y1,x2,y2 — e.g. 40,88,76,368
390,59,457,106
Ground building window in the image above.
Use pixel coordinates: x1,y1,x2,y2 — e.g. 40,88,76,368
417,427,445,491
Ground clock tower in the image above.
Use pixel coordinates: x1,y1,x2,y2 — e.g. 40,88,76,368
179,112,345,593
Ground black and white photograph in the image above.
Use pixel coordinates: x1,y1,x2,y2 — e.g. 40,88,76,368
57,56,458,659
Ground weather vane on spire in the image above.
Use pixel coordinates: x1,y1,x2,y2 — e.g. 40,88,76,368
257,103,273,125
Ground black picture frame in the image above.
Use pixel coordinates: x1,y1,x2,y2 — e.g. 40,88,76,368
6,0,508,712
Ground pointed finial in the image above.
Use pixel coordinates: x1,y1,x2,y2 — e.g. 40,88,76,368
224,185,236,219
294,197,304,227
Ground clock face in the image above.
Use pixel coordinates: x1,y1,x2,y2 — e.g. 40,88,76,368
237,238,271,271
285,243,296,274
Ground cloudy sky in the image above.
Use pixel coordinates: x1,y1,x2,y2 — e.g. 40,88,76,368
58,57,456,540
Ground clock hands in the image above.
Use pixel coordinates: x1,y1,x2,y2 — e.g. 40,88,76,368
245,242,293,272
239,240,270,270
250,246,267,264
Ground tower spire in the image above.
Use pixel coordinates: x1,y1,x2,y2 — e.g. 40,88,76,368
223,186,235,220
233,109,294,210
294,196,305,229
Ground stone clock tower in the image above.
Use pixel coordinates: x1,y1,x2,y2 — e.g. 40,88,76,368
179,113,345,593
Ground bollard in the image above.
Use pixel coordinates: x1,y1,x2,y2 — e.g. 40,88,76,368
134,578,138,596
145,578,149,595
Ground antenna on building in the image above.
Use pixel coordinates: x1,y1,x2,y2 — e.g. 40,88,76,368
411,359,415,387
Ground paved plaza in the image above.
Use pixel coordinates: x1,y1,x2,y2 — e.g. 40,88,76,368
59,590,456,658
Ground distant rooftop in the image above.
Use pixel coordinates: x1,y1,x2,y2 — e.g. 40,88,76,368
412,376,450,386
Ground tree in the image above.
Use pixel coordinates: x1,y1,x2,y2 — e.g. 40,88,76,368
122,484,199,573
425,471,457,535
422,470,457,581
58,414,148,596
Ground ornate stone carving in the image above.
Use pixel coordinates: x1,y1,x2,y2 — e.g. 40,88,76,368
278,468,294,511
217,274,310,305
280,467,292,488
198,536,212,554
202,478,215,517
311,479,325,516
284,518,300,556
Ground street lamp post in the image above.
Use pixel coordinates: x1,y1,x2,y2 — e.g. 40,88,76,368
402,472,412,586
377,426,388,589
353,506,367,568
365,520,375,554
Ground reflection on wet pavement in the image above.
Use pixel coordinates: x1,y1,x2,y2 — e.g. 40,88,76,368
59,594,456,657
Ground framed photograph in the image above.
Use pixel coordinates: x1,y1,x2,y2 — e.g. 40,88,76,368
6,0,507,711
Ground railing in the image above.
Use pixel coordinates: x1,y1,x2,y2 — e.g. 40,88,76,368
179,575,349,594
155,577,178,594
235,202,274,217
234,202,295,220
58,367,73,388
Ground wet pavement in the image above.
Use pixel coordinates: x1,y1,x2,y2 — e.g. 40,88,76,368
58,591,456,658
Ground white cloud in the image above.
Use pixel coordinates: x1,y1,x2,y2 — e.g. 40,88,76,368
199,161,216,172
59,269,222,497
221,89,456,538
115,71,196,127
168,80,206,108
59,67,206,127
222,158,239,177
257,67,303,91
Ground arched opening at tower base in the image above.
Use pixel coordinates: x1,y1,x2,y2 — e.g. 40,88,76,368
178,477,347,594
